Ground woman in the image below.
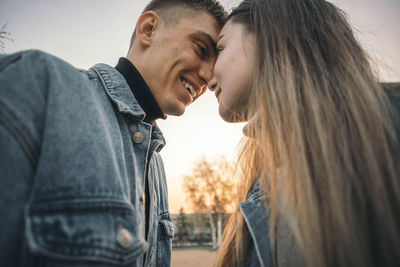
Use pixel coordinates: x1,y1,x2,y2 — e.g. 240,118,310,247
208,0,400,266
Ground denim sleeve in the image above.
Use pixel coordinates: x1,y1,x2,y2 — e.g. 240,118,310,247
0,51,47,166
0,51,46,265
0,119,33,266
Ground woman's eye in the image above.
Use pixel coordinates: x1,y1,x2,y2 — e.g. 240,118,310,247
216,46,224,55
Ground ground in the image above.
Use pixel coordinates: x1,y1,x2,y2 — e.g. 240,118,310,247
172,248,216,267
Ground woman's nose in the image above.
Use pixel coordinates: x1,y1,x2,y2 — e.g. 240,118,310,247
208,76,217,91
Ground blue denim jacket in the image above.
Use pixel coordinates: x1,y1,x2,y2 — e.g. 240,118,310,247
0,50,174,267
240,181,273,267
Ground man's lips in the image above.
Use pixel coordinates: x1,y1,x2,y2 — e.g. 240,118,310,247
180,76,201,98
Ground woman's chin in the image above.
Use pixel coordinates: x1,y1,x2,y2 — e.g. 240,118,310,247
219,108,247,123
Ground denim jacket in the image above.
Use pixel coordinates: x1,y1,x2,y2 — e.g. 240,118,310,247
240,181,273,267
0,50,174,267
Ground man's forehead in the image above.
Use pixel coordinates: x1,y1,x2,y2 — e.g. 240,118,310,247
178,12,220,42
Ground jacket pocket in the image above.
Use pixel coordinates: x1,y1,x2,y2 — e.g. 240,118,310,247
157,213,174,267
25,200,146,266
158,219,174,240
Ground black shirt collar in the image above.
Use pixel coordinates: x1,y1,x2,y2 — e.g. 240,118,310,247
115,57,165,123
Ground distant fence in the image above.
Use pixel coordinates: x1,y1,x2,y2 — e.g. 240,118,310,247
171,212,231,248
173,232,213,248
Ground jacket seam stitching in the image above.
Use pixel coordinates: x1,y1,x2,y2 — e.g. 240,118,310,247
0,112,35,167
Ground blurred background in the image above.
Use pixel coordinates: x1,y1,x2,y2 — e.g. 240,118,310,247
1,0,399,266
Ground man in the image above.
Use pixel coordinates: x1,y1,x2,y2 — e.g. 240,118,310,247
0,0,226,266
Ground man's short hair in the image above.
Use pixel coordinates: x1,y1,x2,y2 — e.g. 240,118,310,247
130,0,227,47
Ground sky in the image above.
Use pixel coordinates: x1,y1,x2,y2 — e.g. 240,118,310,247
0,0,399,213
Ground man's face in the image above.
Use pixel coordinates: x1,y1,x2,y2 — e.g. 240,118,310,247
142,11,220,116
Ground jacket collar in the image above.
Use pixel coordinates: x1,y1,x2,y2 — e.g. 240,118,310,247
92,63,146,119
90,63,166,150
239,180,273,267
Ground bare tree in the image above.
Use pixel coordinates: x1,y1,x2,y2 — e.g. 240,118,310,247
182,156,236,249
0,22,12,52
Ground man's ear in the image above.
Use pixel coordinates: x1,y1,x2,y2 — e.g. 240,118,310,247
136,11,160,47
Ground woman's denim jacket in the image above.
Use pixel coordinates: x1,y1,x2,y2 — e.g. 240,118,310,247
240,181,273,267
0,50,174,267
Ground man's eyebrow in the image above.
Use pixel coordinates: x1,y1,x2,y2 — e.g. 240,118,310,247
193,30,217,55
217,34,224,43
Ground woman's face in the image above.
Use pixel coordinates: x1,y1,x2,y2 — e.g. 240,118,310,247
208,20,255,122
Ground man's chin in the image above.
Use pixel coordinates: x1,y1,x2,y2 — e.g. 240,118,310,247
172,109,186,117
164,105,186,117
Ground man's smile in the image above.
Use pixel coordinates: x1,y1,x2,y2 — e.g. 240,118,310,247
180,76,200,98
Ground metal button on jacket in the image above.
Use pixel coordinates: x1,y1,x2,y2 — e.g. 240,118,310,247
140,192,145,205
117,227,133,249
132,132,144,144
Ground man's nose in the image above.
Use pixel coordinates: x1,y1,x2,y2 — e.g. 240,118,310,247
208,76,217,91
198,60,214,85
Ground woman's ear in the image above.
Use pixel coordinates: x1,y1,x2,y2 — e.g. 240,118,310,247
136,11,159,47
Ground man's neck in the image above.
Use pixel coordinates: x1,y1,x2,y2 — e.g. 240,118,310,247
115,57,165,124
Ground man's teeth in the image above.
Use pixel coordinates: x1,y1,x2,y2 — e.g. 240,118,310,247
181,78,197,97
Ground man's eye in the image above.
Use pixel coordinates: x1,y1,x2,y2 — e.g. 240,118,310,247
196,43,207,57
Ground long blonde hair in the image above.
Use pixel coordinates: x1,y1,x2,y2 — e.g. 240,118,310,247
215,0,400,266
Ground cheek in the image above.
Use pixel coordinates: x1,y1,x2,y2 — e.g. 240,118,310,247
214,51,233,78
220,81,251,117
220,85,239,108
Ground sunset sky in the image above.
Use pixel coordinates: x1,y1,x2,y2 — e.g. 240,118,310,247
1,0,399,213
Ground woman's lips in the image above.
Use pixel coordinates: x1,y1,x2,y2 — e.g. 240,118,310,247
215,88,221,100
